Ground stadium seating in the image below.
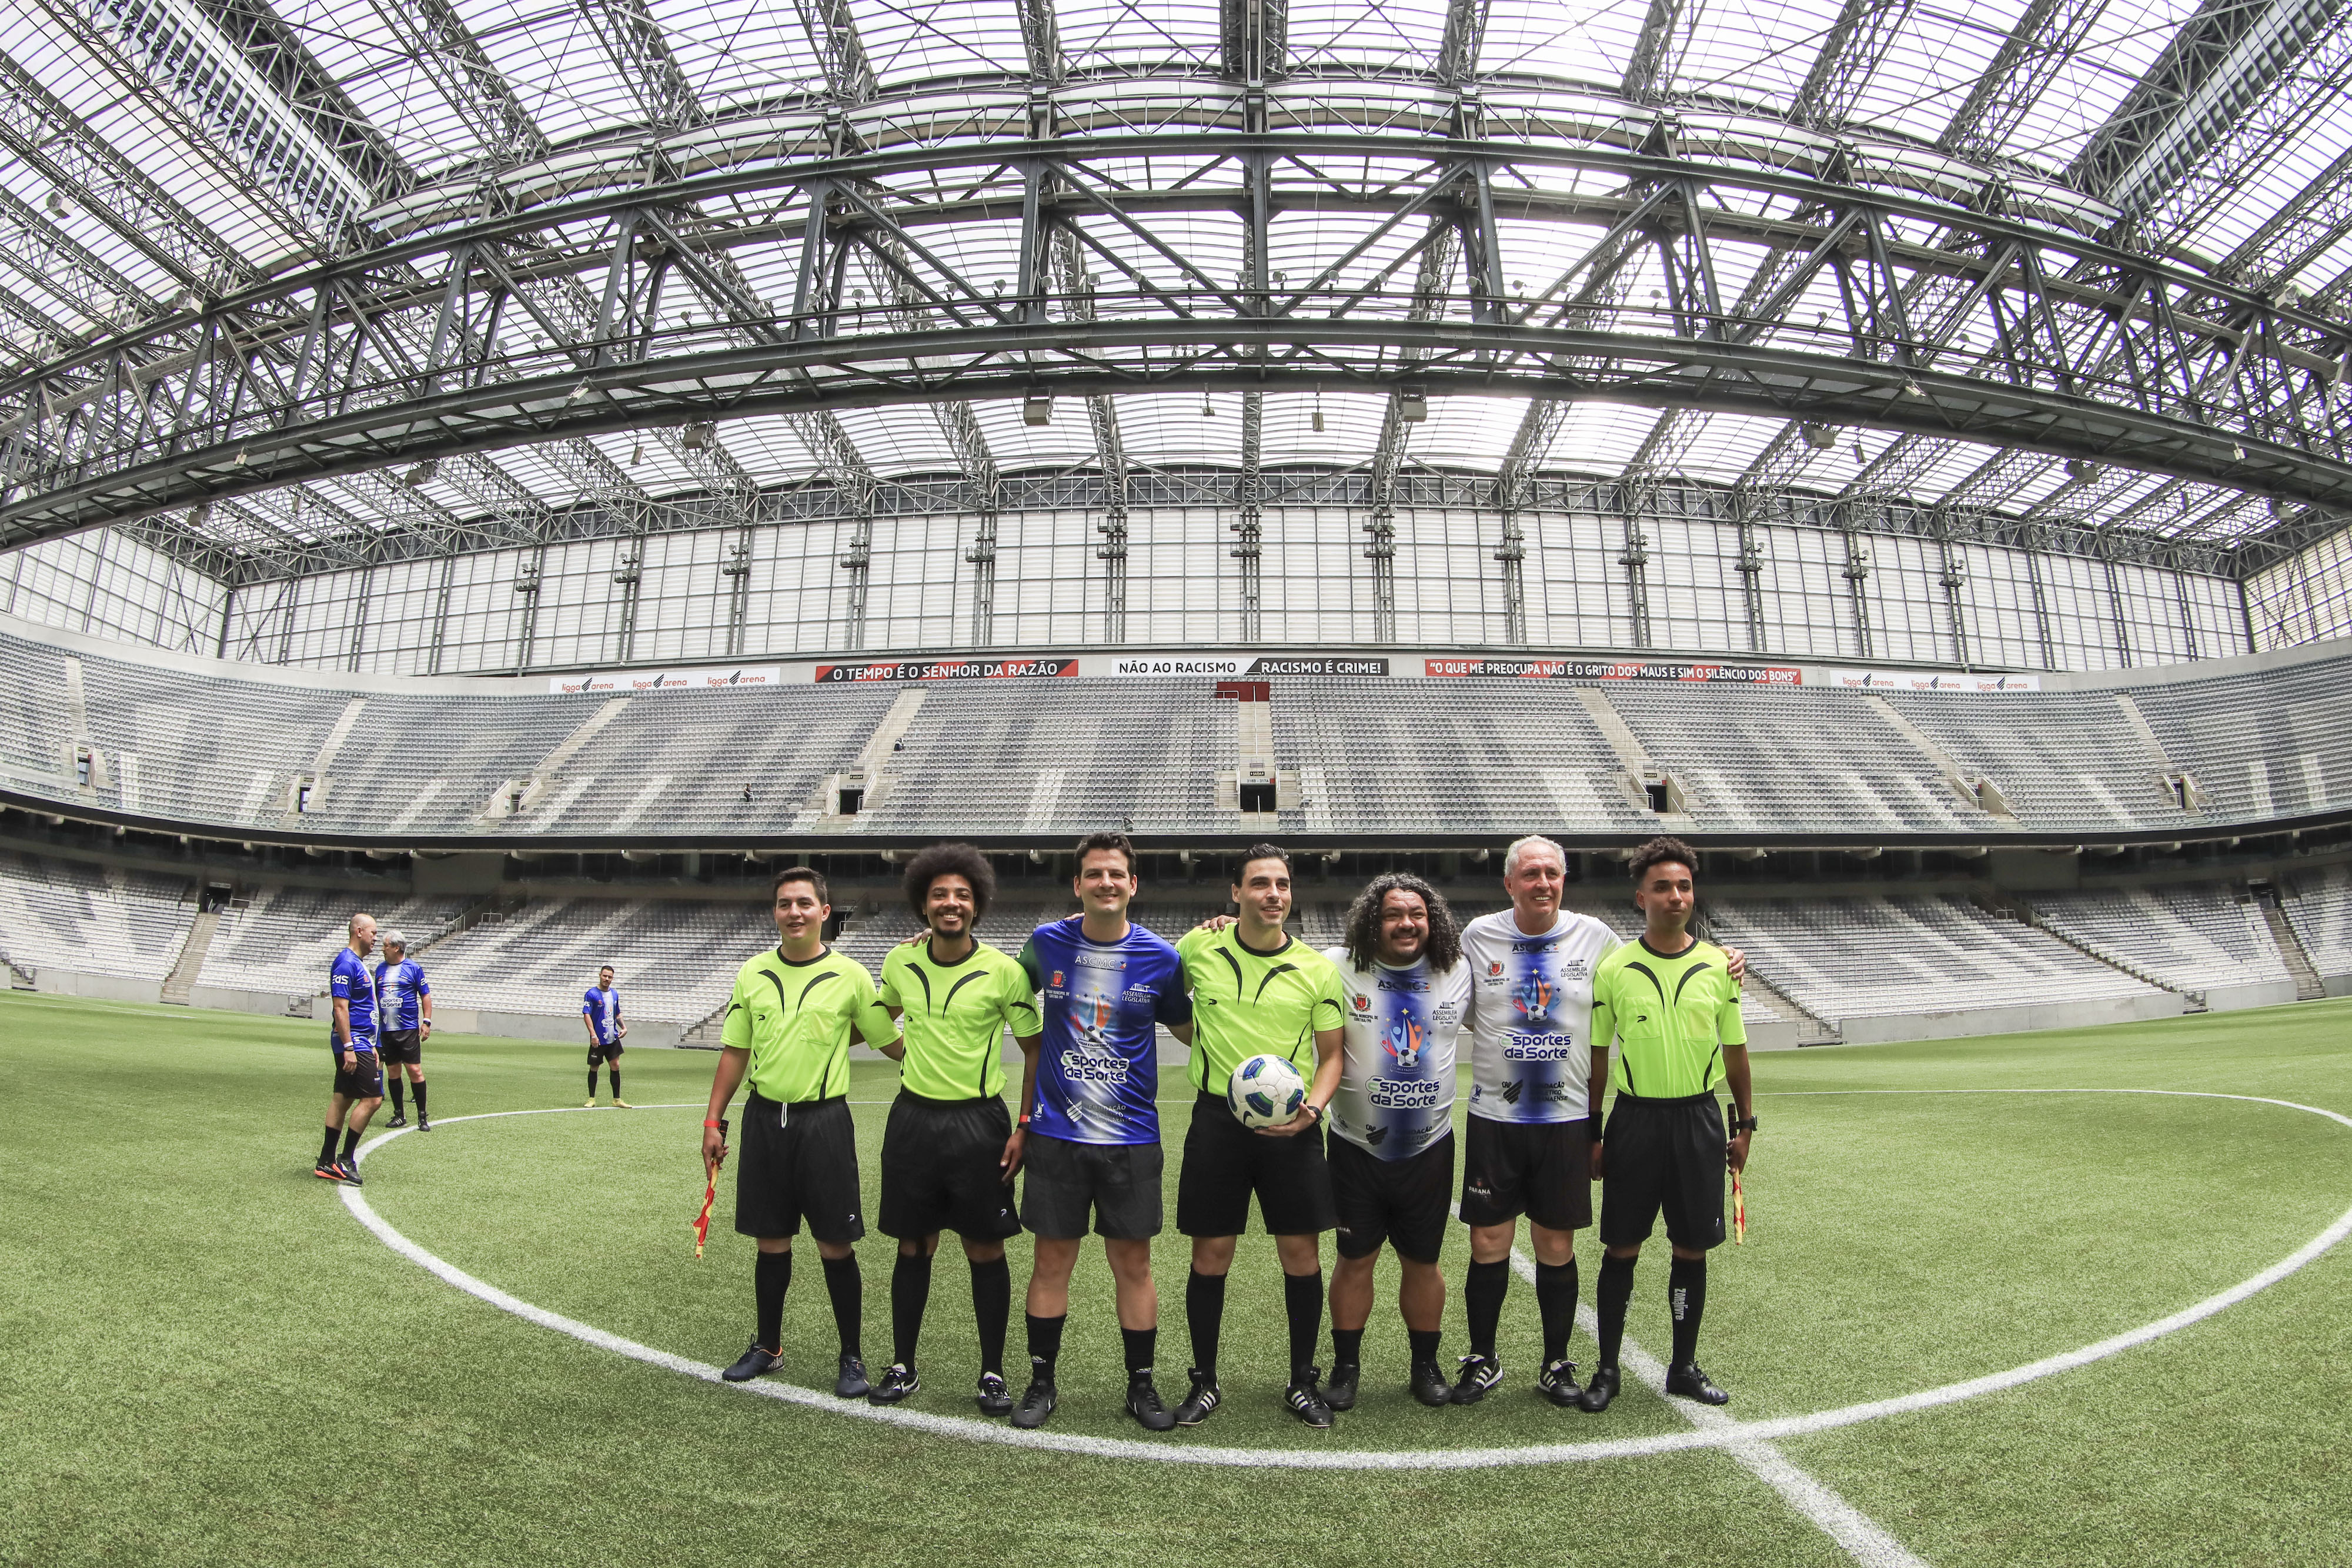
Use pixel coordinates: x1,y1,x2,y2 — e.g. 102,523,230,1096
2030,884,2291,997
2281,865,2352,982
196,887,476,998
417,897,777,1025
0,852,192,982
5,619,2350,841
1703,895,2167,1029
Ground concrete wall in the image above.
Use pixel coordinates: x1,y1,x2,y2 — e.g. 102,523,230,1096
2199,980,2303,1012
429,1005,683,1050
2325,974,2352,998
188,984,315,1018
1835,990,2185,1045
32,968,163,1005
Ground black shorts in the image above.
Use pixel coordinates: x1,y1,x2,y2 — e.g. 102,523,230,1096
587,1038,624,1065
1599,1094,1728,1252
379,1028,422,1065
734,1094,864,1244
1020,1134,1164,1240
1331,1131,1455,1263
1176,1091,1338,1238
330,1047,383,1100
879,1094,1021,1241
1460,1115,1592,1231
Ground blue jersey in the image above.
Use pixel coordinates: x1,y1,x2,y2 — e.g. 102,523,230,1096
1325,948,1469,1161
329,947,376,1045
375,958,430,1031
582,985,622,1045
1017,916,1191,1146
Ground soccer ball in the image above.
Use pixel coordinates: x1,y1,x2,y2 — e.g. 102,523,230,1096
1227,1054,1307,1129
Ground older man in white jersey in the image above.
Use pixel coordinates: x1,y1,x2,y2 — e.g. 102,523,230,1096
1451,834,1741,1409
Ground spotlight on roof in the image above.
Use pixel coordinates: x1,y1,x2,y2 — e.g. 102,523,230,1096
1200,393,1215,417
629,443,644,466
403,459,438,487
681,421,714,451
1022,394,1053,426
1398,390,1428,423
1902,378,1926,397
567,379,596,403
1311,409,1325,433
1799,422,1838,450
44,190,68,216
2064,459,2100,481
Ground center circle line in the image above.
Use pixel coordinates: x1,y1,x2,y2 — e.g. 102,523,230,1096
340,1088,2352,1470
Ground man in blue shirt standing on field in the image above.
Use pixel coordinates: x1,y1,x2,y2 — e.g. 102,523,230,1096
584,964,629,1107
315,914,383,1185
375,931,433,1131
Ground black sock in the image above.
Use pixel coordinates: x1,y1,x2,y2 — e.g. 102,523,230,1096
607,1068,621,1099
890,1251,933,1367
412,1080,426,1119
821,1253,861,1355
1186,1269,1227,1380
1122,1325,1156,1383
1408,1327,1441,1366
387,1077,404,1116
1465,1258,1509,1359
1669,1255,1708,1367
1284,1270,1322,1379
340,1127,360,1162
754,1249,791,1350
970,1256,1010,1376
1331,1326,1364,1369
1596,1253,1636,1370
1535,1258,1579,1366
588,1065,599,1098
1026,1312,1066,1376
318,1125,340,1164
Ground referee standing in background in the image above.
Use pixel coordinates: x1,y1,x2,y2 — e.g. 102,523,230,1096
1581,836,1755,1412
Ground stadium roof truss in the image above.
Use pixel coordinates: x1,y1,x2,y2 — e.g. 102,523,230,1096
5,0,2352,601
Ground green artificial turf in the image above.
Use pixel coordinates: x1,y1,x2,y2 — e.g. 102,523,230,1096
3,990,2348,1566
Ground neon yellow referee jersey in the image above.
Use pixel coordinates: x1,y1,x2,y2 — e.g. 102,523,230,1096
1589,936,1748,1099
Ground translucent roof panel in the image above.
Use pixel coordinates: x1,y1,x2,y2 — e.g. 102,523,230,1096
850,0,1033,86
1055,0,1225,76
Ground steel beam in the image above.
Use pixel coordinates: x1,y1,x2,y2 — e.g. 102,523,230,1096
1939,0,2109,161
1792,0,1914,129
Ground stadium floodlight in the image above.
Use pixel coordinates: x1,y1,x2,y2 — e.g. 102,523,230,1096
567,380,597,404
403,460,438,487
1023,394,1053,426
681,422,714,450
2066,459,2101,481
1800,422,1838,449
1398,390,1428,422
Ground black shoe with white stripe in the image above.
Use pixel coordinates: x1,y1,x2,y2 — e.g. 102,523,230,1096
1172,1368,1221,1426
867,1362,918,1405
1010,1369,1057,1429
1536,1358,1583,1408
1125,1378,1176,1432
1284,1368,1334,1429
974,1371,1013,1417
1451,1353,1502,1405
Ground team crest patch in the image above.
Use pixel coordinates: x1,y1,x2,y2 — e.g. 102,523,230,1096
1488,961,1504,977
1051,971,1064,987
1354,993,1370,1010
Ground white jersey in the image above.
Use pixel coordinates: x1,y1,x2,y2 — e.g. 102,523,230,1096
1323,947,1471,1162
1459,908,1620,1124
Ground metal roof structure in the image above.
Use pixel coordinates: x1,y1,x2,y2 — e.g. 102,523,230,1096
5,0,2352,621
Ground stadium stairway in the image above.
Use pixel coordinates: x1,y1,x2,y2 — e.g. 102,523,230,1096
2257,888,2328,1001
159,905,220,1006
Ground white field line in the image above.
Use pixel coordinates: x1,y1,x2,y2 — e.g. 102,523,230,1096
343,1090,2352,1479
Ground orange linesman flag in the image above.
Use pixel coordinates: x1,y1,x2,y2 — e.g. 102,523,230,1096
1731,1169,1747,1245
693,1170,717,1259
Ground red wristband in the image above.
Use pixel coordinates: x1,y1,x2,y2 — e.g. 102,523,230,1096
1017,1114,1031,1126
703,1119,724,1129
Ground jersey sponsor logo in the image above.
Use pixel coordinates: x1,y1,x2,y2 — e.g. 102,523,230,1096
1503,1029,1575,1060
1509,939,1558,953
1377,975,1426,992
1073,951,1125,971
1512,976,1556,1023
1061,999,1134,1082
1381,1017,1428,1068
1367,1075,1444,1109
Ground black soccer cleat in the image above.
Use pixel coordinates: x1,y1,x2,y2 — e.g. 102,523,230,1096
1578,1365,1622,1413
834,1352,871,1399
1172,1368,1221,1427
416,1116,431,1133
1324,1362,1361,1412
1536,1358,1583,1408
868,1362,918,1405
1665,1362,1729,1405
1451,1352,1502,1405
335,1160,363,1188
1284,1368,1334,1429
1009,1372,1058,1429
974,1371,1013,1417
311,1159,343,1183
386,1113,408,1128
1125,1379,1176,1432
721,1342,782,1382
1409,1358,1452,1408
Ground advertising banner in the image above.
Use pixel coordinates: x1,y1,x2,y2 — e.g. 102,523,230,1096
1422,657,1802,684
812,656,1080,683
547,666,780,694
1096,654,1392,678
1826,669,2043,693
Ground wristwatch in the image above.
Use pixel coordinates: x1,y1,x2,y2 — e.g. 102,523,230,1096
1730,1114,1759,1134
